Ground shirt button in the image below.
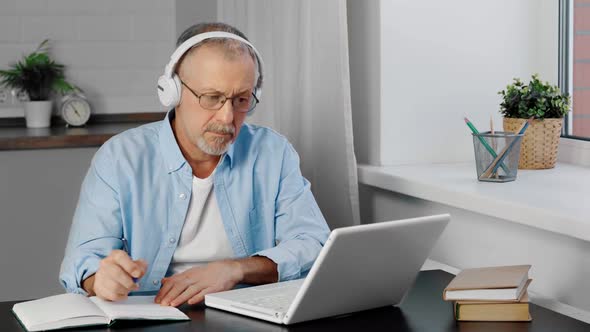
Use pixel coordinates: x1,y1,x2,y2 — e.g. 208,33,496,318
178,193,186,200
153,279,159,285
169,237,176,244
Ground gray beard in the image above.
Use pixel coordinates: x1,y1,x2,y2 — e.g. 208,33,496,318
197,135,231,156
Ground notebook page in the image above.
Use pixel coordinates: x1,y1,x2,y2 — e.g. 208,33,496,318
90,296,189,321
12,293,108,328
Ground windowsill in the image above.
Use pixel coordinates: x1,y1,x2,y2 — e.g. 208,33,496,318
358,162,590,242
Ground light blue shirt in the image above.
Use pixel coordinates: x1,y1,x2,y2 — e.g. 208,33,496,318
59,111,330,295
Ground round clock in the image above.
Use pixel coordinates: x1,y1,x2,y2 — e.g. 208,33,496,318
61,94,91,127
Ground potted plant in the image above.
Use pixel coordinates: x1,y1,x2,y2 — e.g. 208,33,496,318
0,39,76,128
499,74,571,169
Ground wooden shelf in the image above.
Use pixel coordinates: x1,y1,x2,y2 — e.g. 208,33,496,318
0,112,165,151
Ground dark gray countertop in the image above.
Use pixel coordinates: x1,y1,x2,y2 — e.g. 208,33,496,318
0,113,165,150
2,270,589,332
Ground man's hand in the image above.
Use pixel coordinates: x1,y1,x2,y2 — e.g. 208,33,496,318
155,260,243,307
87,250,148,301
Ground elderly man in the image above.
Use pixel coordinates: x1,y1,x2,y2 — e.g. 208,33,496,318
59,22,330,307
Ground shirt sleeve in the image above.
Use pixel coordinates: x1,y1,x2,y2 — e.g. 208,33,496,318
59,145,123,294
253,142,331,281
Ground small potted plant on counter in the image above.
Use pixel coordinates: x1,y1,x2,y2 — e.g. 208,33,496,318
499,74,571,169
0,39,77,128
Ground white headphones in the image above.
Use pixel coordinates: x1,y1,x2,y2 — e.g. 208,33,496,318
157,31,264,109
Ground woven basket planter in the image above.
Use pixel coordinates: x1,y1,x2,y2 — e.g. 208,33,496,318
503,118,562,169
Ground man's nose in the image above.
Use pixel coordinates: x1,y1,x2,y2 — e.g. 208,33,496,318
216,99,234,123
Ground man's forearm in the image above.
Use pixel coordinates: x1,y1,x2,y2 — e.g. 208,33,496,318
233,256,278,285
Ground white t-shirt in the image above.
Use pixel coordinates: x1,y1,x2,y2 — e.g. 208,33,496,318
167,171,234,275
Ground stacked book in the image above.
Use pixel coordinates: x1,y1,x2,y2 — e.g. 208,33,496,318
443,265,532,322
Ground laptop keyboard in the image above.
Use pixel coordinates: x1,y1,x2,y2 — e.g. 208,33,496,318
238,290,298,312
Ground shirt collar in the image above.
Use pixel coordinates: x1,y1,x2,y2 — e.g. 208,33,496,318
159,109,235,173
159,110,186,173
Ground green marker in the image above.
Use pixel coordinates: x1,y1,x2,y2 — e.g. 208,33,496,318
464,117,510,174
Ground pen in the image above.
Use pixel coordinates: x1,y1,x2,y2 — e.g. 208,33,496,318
464,117,510,174
490,116,498,178
490,116,496,149
480,117,532,178
121,237,138,283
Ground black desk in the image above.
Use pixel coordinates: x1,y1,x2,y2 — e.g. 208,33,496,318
2,270,588,332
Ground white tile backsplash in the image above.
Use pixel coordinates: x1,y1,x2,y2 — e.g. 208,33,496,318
15,0,48,15
116,0,175,16
132,15,174,41
0,43,38,70
76,16,134,41
21,16,76,42
52,41,171,69
0,0,17,16
47,0,113,16
68,69,160,97
0,0,176,114
0,17,20,42
92,95,167,114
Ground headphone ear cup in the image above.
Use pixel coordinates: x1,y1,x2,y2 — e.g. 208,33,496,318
172,75,182,106
157,75,181,108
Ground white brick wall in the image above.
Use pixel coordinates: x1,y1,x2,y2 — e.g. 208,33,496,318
0,0,176,115
0,16,20,42
21,16,76,41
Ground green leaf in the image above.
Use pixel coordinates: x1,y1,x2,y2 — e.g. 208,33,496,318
52,77,75,94
0,39,75,100
498,74,569,119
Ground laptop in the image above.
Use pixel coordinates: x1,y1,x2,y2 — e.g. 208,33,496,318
205,214,450,325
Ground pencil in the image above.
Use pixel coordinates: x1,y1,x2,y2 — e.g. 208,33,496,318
122,237,138,283
480,118,532,179
490,116,495,139
464,117,510,174
490,116,498,178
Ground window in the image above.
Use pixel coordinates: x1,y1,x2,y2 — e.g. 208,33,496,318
562,0,590,140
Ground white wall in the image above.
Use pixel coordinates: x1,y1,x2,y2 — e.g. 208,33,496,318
379,0,558,165
0,148,97,301
0,0,175,116
351,0,590,314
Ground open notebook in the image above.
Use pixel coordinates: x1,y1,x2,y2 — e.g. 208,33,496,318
12,294,189,331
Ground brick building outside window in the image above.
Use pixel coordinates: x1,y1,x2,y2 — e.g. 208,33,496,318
573,0,590,137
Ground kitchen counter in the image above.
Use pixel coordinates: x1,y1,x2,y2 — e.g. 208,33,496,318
0,113,165,150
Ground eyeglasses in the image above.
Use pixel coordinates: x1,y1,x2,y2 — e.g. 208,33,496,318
180,79,258,113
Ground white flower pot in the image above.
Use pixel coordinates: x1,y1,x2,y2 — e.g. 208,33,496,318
24,101,53,128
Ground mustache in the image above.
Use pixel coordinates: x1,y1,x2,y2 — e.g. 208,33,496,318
205,123,235,136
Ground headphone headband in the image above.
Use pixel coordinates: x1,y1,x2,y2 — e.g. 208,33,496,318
158,30,264,109
164,31,264,79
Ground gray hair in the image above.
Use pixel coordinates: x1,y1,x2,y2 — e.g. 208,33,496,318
176,22,263,90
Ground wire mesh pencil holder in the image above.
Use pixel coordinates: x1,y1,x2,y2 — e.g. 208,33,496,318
472,131,524,183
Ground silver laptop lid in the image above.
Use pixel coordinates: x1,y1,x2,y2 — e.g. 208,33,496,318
284,214,450,324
